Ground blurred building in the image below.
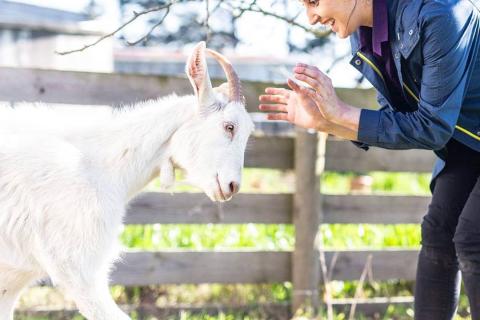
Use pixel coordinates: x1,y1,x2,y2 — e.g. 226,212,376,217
0,0,113,72
115,47,296,84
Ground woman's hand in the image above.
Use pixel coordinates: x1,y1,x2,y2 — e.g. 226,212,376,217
293,63,347,123
258,63,362,141
258,78,331,131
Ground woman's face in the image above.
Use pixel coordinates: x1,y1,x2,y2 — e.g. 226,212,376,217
303,0,368,39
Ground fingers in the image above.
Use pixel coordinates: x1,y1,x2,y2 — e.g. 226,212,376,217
259,87,288,121
293,63,331,91
265,87,290,96
294,73,323,91
266,113,288,121
258,104,287,112
287,78,317,97
294,63,325,79
259,87,289,121
259,94,288,104
287,78,301,91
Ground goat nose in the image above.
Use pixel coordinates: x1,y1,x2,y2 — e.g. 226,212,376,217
229,181,240,194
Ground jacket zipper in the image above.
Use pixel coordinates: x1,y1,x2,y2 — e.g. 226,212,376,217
357,51,480,142
402,82,480,142
356,52,385,82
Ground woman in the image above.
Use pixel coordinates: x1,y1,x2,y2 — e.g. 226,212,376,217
259,0,480,319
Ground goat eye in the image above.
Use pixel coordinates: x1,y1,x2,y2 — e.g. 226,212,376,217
224,123,235,134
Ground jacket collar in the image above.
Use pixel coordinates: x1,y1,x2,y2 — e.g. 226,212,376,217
350,0,421,57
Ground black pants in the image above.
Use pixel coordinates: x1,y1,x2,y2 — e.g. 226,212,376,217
415,139,480,319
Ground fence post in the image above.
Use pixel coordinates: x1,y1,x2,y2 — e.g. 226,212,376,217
292,129,324,315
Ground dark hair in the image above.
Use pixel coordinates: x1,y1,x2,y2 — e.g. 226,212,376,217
299,0,320,7
303,0,320,6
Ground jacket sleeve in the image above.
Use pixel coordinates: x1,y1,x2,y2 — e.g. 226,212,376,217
357,3,479,150
351,92,390,151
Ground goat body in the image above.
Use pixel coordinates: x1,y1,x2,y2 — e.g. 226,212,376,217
0,42,253,320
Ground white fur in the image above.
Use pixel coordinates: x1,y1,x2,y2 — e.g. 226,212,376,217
0,42,254,319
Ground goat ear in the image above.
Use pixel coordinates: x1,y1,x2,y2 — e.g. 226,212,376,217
186,41,215,109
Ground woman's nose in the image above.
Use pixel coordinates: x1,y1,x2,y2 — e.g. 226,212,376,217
309,14,321,25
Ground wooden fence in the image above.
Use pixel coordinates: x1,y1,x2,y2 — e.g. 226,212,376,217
0,66,436,317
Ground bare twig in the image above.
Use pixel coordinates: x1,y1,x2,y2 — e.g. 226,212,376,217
315,232,333,320
205,0,211,45
348,254,373,320
55,0,180,55
326,251,339,281
126,6,171,46
223,1,331,38
325,51,351,74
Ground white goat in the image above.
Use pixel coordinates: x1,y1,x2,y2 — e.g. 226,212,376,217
0,41,254,320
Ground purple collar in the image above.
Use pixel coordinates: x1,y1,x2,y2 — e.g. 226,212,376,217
372,0,389,56
359,0,389,56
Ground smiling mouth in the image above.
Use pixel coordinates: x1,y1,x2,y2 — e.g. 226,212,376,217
328,19,335,28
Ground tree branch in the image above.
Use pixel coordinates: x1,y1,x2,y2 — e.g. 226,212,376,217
205,0,211,45
126,6,171,46
325,51,351,74
56,0,330,55
55,0,180,55
223,1,331,38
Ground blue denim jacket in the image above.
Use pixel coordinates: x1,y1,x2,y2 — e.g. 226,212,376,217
350,0,480,188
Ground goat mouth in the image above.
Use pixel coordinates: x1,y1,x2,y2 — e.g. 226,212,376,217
215,174,227,201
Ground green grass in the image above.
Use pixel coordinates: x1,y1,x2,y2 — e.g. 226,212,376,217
119,223,421,251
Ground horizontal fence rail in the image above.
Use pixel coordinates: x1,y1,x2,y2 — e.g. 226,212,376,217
325,139,436,173
0,66,379,114
109,250,419,285
246,136,436,171
126,192,430,225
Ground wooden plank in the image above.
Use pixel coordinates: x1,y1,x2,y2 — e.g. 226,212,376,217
335,87,380,110
109,250,418,285
331,297,414,316
325,139,436,173
323,195,430,224
245,136,293,169
125,193,428,225
110,251,291,285
0,67,378,114
0,67,268,109
125,192,292,224
325,249,418,281
292,129,321,311
248,135,435,172
0,67,181,106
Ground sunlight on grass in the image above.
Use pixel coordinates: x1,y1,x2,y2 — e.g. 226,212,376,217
120,224,421,251
322,171,431,195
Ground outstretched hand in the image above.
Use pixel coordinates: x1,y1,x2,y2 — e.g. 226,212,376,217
258,63,361,141
292,63,346,123
258,78,330,132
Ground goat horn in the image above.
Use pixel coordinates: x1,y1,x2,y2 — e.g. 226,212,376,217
206,48,243,103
